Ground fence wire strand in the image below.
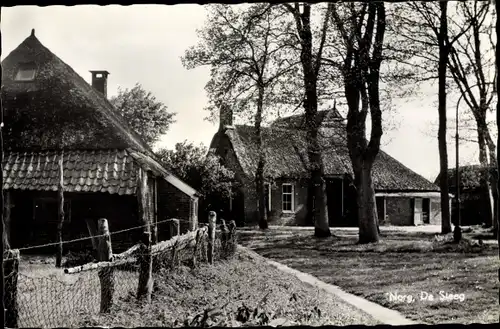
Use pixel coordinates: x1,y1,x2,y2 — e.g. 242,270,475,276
7,217,228,255
6,225,238,328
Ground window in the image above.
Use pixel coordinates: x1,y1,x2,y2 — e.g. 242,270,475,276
282,183,294,212
14,63,37,81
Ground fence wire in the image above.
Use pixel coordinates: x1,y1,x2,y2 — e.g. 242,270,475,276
7,226,238,328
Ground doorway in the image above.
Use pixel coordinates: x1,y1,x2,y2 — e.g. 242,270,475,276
326,178,344,227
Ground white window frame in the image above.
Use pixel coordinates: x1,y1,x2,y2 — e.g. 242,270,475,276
282,183,295,213
265,183,272,211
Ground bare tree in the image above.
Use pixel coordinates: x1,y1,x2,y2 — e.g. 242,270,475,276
393,1,477,235
281,2,332,237
183,4,297,229
327,2,386,243
446,1,497,233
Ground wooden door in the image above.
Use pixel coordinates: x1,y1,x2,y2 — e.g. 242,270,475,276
326,178,344,227
376,197,386,225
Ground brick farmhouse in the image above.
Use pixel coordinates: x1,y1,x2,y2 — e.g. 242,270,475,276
210,106,445,227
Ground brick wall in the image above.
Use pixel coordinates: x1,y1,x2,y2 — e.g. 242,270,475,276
266,178,308,226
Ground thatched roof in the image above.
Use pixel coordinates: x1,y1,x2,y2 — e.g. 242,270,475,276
434,165,498,191
3,149,199,197
212,109,439,192
1,30,153,155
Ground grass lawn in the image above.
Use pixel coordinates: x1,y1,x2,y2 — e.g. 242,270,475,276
238,227,500,325
15,250,379,327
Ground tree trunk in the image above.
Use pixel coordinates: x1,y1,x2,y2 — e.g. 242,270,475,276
56,154,65,268
255,84,268,229
355,163,379,243
296,4,330,237
483,125,498,238
438,1,452,234
477,123,494,227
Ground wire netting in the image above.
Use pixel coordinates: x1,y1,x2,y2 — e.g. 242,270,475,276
6,224,237,328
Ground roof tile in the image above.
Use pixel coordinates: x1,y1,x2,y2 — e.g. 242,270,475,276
3,150,139,195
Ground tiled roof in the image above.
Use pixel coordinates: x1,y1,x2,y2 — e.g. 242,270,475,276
3,150,138,195
3,149,199,197
214,109,440,192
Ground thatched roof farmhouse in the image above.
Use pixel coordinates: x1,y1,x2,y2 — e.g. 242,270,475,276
1,30,198,251
210,106,443,227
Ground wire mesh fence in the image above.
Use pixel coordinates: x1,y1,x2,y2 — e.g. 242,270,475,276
4,219,238,328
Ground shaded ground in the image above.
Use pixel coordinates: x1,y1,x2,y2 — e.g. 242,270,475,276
15,250,379,327
238,227,499,325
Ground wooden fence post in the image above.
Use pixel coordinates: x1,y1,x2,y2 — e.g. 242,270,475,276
137,231,153,303
56,153,65,268
3,249,19,328
96,218,114,313
4,191,12,249
228,220,237,256
170,239,180,269
192,229,202,267
170,219,180,238
208,211,216,265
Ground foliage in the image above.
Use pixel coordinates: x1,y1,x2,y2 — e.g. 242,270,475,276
183,4,303,228
110,83,176,147
182,4,299,124
156,141,235,201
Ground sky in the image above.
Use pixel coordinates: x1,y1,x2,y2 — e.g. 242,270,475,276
1,5,494,182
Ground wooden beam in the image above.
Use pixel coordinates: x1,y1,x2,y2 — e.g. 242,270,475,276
56,153,65,268
151,226,206,254
4,190,12,249
152,178,158,244
137,168,150,232
113,243,141,260
136,168,153,303
65,257,136,274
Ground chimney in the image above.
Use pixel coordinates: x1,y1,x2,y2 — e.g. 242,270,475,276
219,104,233,130
89,70,110,98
